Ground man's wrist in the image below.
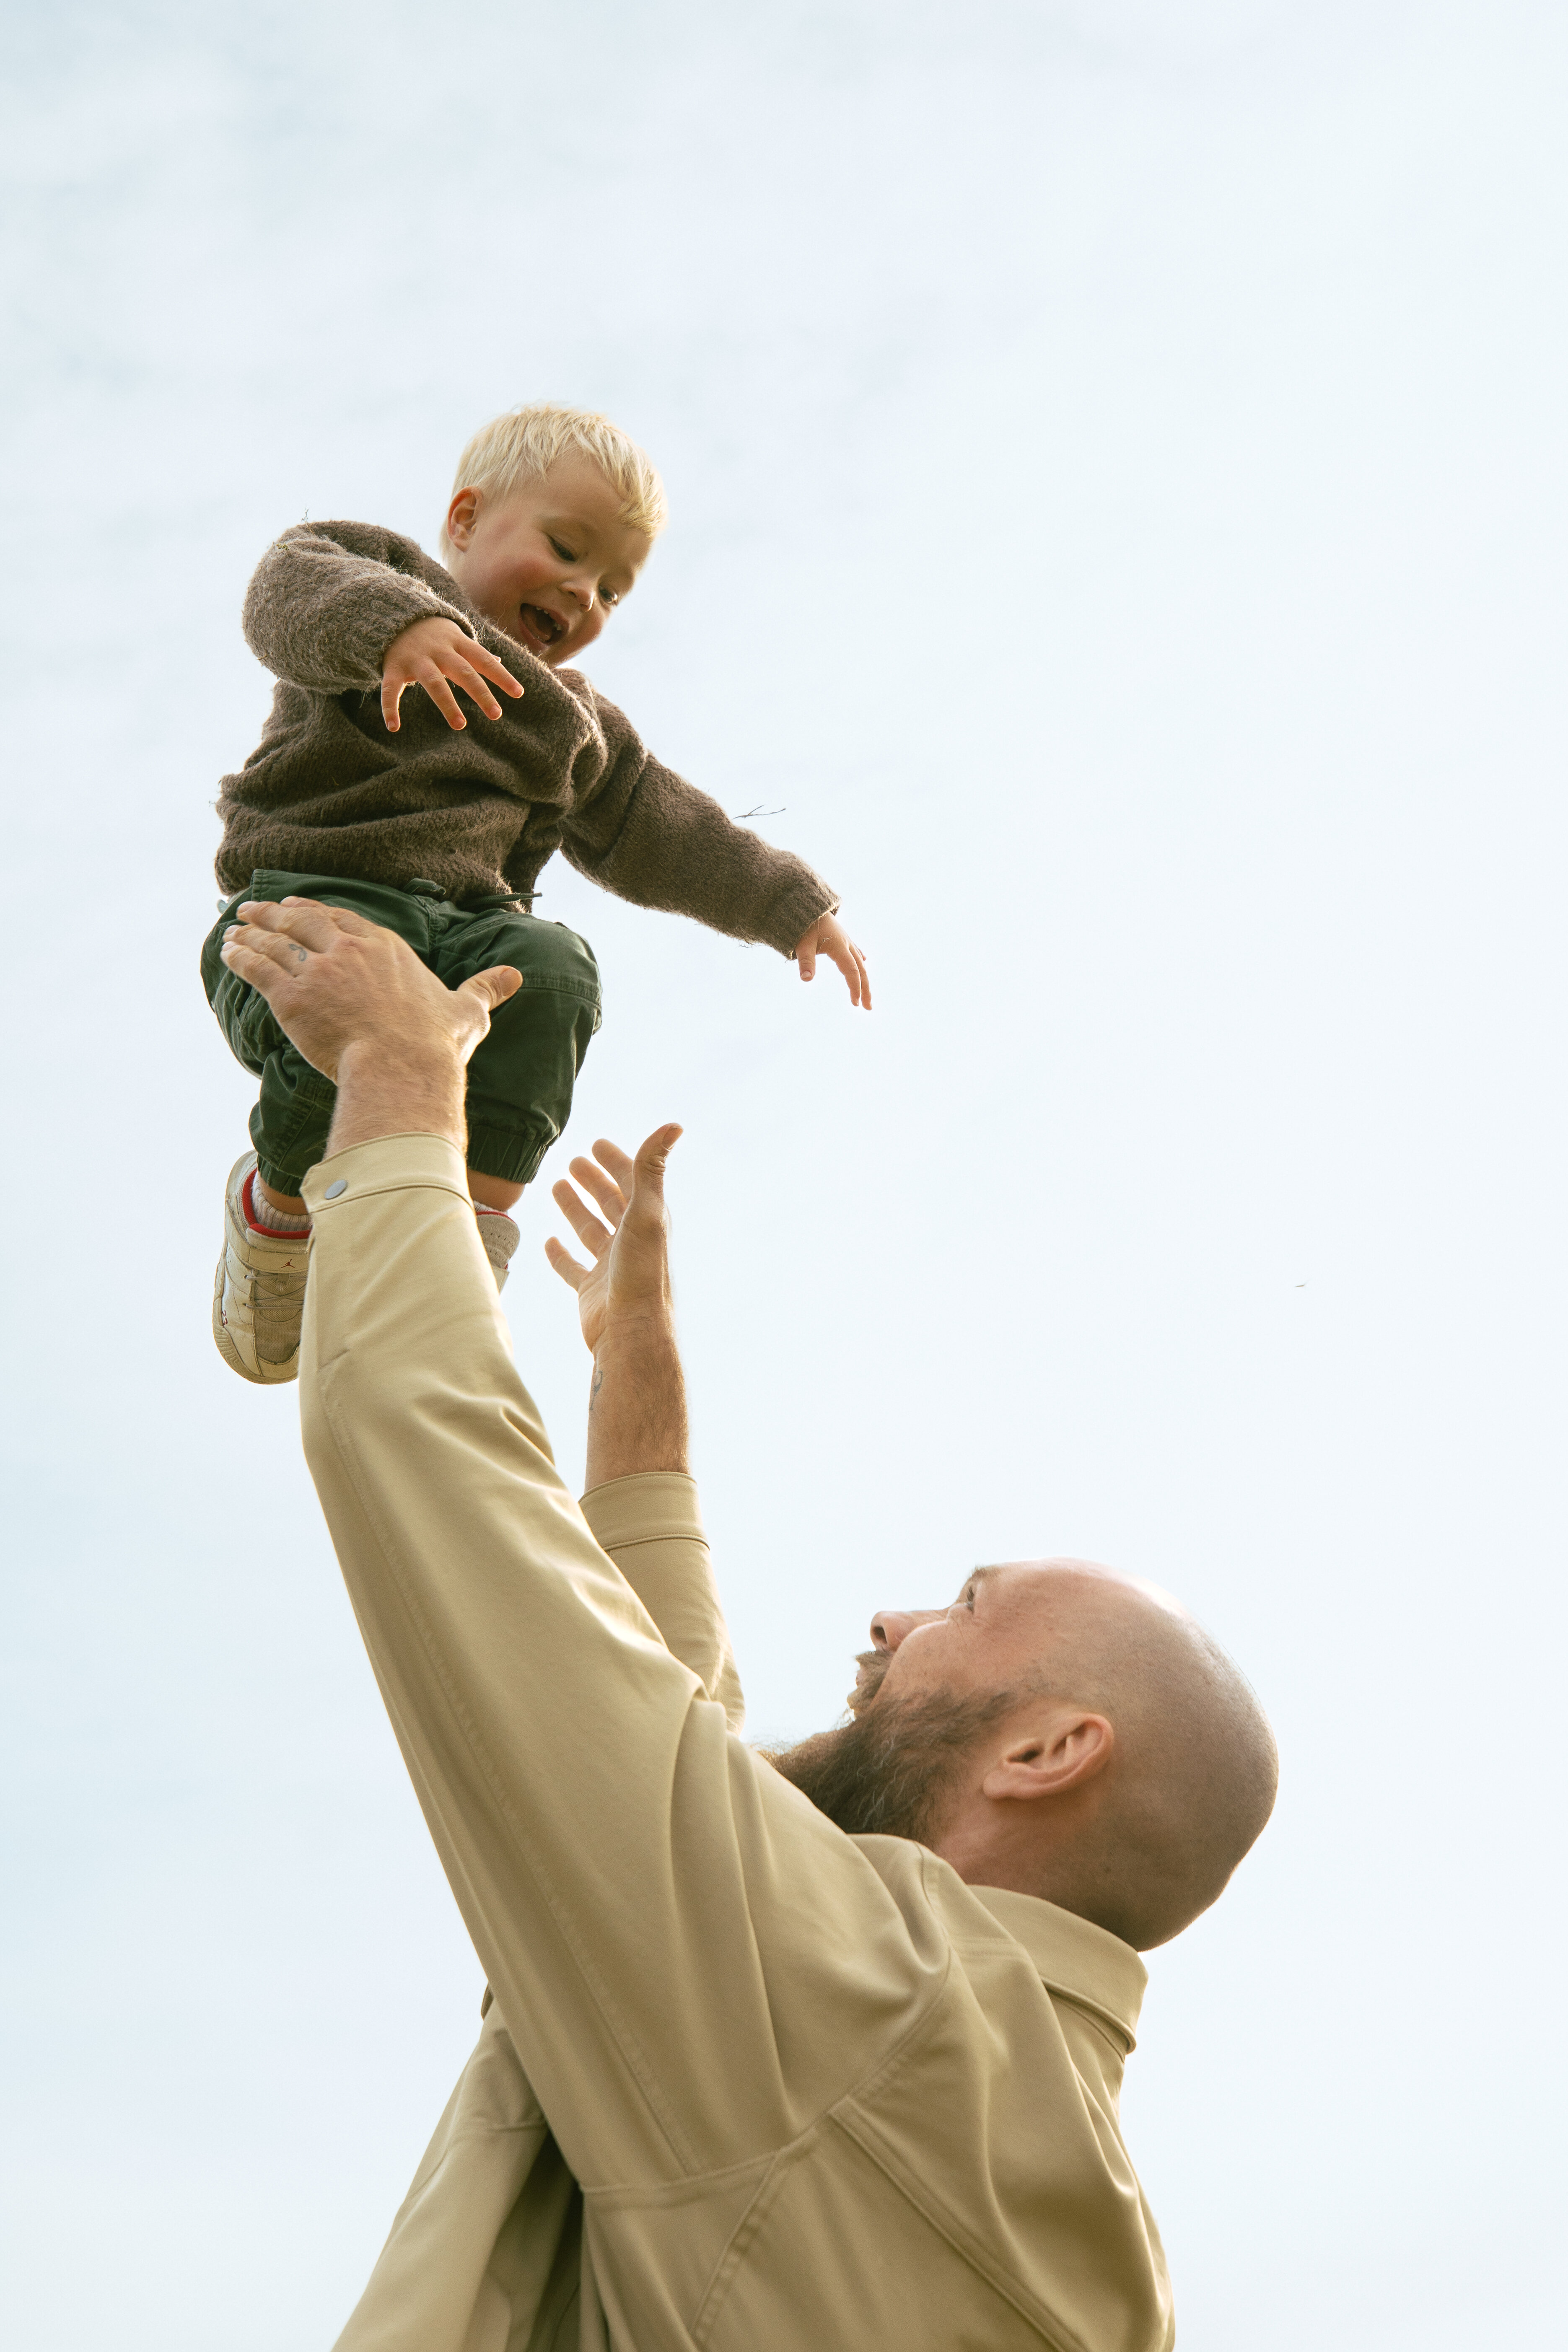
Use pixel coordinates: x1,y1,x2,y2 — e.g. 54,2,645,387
327,1032,467,1158
586,1311,689,1483
594,1304,675,1352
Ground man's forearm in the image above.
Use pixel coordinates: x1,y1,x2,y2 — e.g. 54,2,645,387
586,1314,689,1487
325,1038,467,1160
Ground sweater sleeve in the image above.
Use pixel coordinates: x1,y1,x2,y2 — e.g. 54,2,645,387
552,681,839,958
241,521,479,694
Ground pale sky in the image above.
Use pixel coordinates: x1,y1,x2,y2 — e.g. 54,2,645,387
3,4,1565,2346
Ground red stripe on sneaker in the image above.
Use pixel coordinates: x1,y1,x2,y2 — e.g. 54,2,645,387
243,1168,309,1237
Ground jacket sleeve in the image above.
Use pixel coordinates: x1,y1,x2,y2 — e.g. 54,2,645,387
298,1136,943,2193
329,1481,746,2352
552,681,838,958
242,521,478,693
580,1474,746,1733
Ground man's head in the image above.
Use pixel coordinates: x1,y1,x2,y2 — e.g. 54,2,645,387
767,1561,1277,1952
439,403,666,668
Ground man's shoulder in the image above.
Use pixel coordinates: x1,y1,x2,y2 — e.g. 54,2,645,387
850,1842,1147,2041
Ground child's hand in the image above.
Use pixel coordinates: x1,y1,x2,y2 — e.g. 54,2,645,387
794,912,871,1008
381,617,525,733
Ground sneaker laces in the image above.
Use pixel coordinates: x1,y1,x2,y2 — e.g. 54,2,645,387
246,1264,308,1361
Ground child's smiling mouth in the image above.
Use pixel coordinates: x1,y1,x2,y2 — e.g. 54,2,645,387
518,602,565,653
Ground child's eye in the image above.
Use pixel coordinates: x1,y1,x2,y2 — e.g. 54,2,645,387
548,536,578,562
599,585,620,608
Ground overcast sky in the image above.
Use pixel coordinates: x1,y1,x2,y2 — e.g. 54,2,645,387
3,3,1565,2346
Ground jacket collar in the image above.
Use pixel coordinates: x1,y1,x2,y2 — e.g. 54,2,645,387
972,1887,1148,2052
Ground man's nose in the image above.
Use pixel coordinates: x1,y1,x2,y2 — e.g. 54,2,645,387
869,1608,940,1653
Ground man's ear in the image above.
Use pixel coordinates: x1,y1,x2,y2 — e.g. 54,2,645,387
446,487,480,549
981,1712,1114,1804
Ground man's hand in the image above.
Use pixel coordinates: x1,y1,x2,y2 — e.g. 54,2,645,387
381,616,525,734
545,1128,689,1483
794,911,871,1009
220,898,521,1157
545,1128,683,1355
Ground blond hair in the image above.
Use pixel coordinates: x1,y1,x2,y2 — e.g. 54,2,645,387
439,402,667,555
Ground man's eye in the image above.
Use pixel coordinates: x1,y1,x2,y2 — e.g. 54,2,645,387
548,536,578,562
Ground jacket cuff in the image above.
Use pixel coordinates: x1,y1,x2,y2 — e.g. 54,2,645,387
581,1471,706,1552
300,1132,470,1215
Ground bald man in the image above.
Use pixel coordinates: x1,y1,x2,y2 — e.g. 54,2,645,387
218,896,1278,2352
772,1559,1275,1957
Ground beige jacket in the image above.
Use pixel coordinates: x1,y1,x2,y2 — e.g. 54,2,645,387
299,1136,1174,2352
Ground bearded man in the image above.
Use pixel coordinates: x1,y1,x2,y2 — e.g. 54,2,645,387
218,896,1278,2352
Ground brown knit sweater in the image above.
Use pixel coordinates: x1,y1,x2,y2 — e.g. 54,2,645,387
214,521,837,954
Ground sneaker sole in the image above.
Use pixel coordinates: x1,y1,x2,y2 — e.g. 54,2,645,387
212,1240,280,1383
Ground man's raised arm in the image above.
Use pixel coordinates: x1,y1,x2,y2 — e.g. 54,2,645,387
216,899,935,2199
542,1131,748,1728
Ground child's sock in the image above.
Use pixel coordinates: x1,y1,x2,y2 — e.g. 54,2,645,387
474,1202,521,1290
249,1174,312,1236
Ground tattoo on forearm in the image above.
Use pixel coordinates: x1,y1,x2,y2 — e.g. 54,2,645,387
590,1365,604,1413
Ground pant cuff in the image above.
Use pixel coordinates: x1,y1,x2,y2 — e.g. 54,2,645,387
465,1119,556,1188
254,1149,322,1196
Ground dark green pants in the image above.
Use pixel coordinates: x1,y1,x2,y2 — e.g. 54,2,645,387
201,870,601,1193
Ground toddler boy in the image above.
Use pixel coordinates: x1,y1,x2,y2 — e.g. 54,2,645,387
205,403,868,1384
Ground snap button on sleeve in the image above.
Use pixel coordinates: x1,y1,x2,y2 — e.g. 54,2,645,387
324,1179,348,1198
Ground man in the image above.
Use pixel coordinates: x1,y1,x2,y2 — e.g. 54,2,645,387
219,896,1278,2352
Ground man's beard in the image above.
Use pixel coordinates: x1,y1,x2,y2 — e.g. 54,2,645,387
763,1652,1020,1846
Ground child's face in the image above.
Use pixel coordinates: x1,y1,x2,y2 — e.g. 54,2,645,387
443,456,653,667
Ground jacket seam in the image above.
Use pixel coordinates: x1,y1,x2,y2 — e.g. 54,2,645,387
679,1964,959,2342
686,2146,791,2346
944,1942,1135,2055
592,1530,710,1556
827,2103,1090,2352
1058,2000,1132,2064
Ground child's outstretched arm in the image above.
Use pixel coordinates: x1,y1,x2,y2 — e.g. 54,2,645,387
555,682,871,1010
793,910,871,1008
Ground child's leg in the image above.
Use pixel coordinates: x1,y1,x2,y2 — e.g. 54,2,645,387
204,869,425,1219
256,1175,309,1216
468,1170,525,1211
441,908,602,1200
440,906,600,1295
468,1166,524,1292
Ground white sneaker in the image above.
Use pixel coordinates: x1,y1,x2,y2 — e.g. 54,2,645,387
212,1153,311,1384
476,1208,521,1291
